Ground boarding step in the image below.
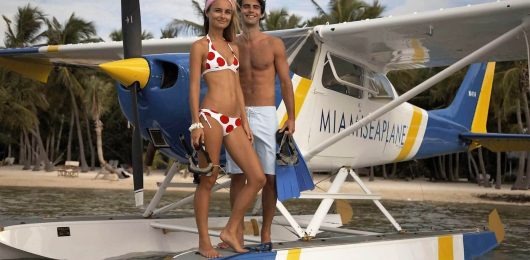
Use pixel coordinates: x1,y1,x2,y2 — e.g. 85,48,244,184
299,192,381,200
156,182,196,188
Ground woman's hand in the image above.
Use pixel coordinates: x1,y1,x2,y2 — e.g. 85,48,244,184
243,123,253,143
191,128,204,149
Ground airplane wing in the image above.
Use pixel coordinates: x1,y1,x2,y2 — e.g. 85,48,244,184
460,132,530,152
1,0,529,80
313,0,530,71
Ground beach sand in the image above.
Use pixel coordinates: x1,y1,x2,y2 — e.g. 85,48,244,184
1,165,529,205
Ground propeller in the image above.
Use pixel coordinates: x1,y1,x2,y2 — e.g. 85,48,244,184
121,0,144,207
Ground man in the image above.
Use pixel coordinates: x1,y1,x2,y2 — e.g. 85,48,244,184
223,0,295,250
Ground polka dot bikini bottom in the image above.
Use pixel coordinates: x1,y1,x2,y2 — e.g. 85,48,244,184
199,108,242,136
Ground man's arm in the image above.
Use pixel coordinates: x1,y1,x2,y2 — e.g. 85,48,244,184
273,37,295,134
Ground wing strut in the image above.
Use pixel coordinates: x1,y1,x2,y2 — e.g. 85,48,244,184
304,21,529,161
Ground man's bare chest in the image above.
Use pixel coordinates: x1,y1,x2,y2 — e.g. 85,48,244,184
240,42,274,71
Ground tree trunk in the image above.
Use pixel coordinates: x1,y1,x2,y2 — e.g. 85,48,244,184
94,119,118,174
68,88,89,172
22,130,31,170
30,125,54,172
31,133,36,166
390,163,397,178
523,152,530,190
67,112,74,161
478,147,491,187
494,116,502,189
448,154,454,181
45,133,51,158
454,153,460,181
521,83,530,190
511,92,524,193
468,151,480,184
55,115,64,158
49,130,55,162
438,156,447,180
19,132,25,165
84,111,96,170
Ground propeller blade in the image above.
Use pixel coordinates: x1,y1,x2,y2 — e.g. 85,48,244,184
121,0,144,207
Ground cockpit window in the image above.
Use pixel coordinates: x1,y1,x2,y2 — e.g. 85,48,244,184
322,53,395,99
322,53,363,98
366,72,395,99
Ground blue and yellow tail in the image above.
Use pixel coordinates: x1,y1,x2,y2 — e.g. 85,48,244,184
430,62,495,132
416,62,530,157
415,63,496,158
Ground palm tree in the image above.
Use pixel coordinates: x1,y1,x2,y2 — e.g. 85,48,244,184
264,8,302,30
166,0,204,37
81,74,122,174
2,4,50,170
41,13,102,172
2,4,46,47
308,0,385,26
108,29,154,41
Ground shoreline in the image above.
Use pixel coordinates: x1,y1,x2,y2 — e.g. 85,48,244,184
1,165,529,206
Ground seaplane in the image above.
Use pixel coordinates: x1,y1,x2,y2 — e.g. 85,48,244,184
1,0,530,259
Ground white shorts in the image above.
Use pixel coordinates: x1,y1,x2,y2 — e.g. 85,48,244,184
226,106,277,175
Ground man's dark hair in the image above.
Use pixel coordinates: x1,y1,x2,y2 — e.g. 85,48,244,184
237,0,266,16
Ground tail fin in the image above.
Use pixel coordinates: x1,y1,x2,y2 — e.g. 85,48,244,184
431,62,496,132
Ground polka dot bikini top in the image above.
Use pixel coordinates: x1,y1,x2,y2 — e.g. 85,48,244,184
202,34,239,76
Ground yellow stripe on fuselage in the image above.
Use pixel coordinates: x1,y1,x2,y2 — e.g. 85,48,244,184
438,235,454,260
395,106,422,161
279,77,312,127
471,62,496,133
47,45,60,52
286,248,301,260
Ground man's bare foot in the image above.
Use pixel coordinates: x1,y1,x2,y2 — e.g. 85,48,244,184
220,229,248,253
198,245,221,258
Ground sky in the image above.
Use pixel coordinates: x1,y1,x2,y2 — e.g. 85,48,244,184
0,0,498,44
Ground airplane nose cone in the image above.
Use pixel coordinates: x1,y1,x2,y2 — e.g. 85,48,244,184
99,58,150,89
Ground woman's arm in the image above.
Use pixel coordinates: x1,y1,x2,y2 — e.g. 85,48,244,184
189,40,204,147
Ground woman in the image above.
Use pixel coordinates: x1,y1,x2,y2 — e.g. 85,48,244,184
188,0,266,258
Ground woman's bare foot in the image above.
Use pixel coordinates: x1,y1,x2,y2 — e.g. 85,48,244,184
218,227,244,250
198,245,221,258
220,229,248,253
216,241,230,249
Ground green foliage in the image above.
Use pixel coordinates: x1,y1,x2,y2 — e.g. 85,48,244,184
307,0,385,26
265,8,302,30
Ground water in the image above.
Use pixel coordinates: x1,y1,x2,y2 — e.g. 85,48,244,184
0,186,528,259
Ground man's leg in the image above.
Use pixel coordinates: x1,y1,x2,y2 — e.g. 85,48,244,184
261,174,276,243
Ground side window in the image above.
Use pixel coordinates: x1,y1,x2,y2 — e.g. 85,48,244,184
366,72,395,99
322,53,363,99
290,37,318,79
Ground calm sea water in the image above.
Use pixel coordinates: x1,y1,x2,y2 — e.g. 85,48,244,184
0,186,528,259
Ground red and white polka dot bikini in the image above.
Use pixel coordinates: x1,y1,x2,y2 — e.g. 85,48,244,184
200,108,241,136
199,35,241,136
201,34,239,76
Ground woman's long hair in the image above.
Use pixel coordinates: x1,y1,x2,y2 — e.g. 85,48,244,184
203,0,240,42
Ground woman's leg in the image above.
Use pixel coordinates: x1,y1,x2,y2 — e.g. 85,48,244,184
220,127,266,252
195,117,223,258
